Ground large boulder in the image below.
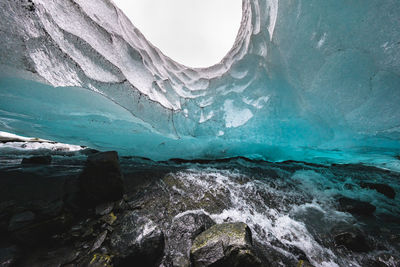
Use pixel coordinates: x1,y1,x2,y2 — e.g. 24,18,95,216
110,211,164,267
332,226,371,253
190,222,262,267
168,211,215,267
337,197,376,216
79,151,124,206
21,155,52,165
360,182,396,199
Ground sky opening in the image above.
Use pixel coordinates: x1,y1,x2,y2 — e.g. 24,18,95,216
113,0,242,68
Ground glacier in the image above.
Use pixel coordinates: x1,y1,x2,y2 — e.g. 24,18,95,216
0,0,400,162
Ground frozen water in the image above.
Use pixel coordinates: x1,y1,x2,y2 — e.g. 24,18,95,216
0,0,399,161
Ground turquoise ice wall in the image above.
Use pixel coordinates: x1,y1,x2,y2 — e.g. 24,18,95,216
0,0,399,161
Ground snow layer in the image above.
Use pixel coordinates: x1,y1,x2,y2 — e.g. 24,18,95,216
0,0,399,161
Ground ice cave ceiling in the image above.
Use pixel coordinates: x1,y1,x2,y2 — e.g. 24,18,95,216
0,0,399,161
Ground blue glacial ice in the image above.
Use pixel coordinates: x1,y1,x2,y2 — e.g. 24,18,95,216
0,0,400,162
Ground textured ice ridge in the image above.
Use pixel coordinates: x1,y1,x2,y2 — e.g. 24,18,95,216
0,0,399,161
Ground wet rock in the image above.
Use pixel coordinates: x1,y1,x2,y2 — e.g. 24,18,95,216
286,245,309,262
0,202,16,240
91,230,107,252
62,177,82,214
333,228,370,252
19,246,79,267
251,239,300,267
368,253,400,267
79,151,124,207
0,246,19,267
114,199,130,213
0,201,16,213
361,252,400,267
363,260,388,267
87,253,113,267
80,148,100,156
190,222,262,267
168,211,215,266
110,211,164,267
12,213,73,246
297,259,315,267
21,155,52,165
101,212,117,226
337,197,376,216
95,202,114,216
34,200,64,218
343,183,354,190
360,182,396,199
8,211,35,231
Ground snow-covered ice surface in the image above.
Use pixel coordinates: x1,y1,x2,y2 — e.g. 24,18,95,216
0,0,400,162
0,131,83,156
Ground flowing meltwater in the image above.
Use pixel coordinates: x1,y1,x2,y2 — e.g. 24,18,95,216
1,150,399,266
0,0,400,266
162,161,400,266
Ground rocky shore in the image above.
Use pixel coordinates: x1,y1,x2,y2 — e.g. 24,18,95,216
0,151,399,266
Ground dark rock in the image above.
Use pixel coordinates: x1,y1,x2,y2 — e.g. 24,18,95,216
0,201,16,213
361,252,400,267
252,240,300,266
160,174,231,214
18,246,79,267
0,202,16,240
8,211,35,231
91,230,108,252
100,212,117,226
31,200,64,218
110,211,164,267
337,197,376,216
343,183,354,190
80,148,100,156
95,202,114,216
190,222,262,267
12,213,73,246
79,151,124,207
371,253,400,267
21,155,52,165
62,177,82,214
333,228,370,252
114,199,130,213
360,182,396,199
168,211,215,266
87,253,113,267
362,259,389,267
297,260,315,267
286,245,309,262
0,246,19,267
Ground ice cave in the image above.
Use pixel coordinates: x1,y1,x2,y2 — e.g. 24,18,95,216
0,1,400,266
1,0,398,162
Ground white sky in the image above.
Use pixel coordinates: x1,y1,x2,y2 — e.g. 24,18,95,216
112,0,242,68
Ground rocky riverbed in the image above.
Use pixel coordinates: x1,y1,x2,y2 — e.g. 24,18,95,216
0,150,399,266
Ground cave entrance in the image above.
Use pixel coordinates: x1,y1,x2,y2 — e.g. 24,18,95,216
113,0,242,68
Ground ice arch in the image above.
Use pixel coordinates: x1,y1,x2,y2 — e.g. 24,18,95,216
112,0,243,68
0,0,399,162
